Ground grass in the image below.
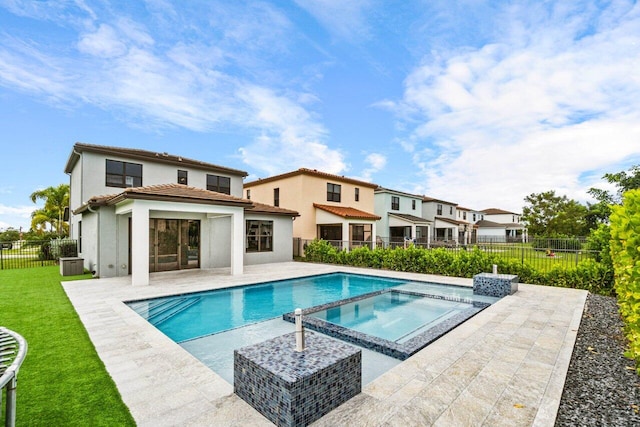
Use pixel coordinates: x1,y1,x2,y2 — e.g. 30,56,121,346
0,266,135,426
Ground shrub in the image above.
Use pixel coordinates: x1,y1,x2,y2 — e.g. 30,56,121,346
302,239,613,295
609,189,640,373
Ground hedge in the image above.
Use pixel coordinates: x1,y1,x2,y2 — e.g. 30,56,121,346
303,239,614,296
610,189,640,373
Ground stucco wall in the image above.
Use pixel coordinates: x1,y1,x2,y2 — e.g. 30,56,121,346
244,214,294,265
246,172,376,240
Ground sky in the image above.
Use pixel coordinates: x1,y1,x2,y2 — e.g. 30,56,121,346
1,0,639,231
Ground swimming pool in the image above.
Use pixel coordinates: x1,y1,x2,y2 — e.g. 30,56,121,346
127,273,409,342
126,272,499,382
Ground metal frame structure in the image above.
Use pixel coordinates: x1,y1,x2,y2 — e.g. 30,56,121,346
0,327,28,427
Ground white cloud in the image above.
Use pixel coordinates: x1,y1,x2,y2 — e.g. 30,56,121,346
0,1,340,175
391,1,640,212
78,24,127,58
236,84,345,175
356,152,387,182
294,0,373,42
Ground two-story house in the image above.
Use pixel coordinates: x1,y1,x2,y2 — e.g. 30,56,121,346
478,208,527,242
64,143,297,286
374,187,431,246
421,196,463,244
243,168,380,249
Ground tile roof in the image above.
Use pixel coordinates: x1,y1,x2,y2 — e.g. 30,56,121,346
388,213,431,223
246,201,299,216
434,216,465,226
481,208,519,215
75,184,298,216
422,196,458,206
65,142,248,176
244,168,379,189
313,203,381,220
475,219,506,228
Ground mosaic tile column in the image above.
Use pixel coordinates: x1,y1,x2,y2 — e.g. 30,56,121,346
473,272,519,298
234,331,361,427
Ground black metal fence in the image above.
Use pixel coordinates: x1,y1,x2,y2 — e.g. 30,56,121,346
0,239,78,270
293,237,597,270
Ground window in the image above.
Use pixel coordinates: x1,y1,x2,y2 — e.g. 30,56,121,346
473,213,477,222
246,220,273,252
327,183,341,202
391,196,400,210
350,224,372,242
437,204,443,216
106,159,142,188
177,170,188,185
274,188,280,207
412,200,416,210
246,189,251,200
449,206,453,215
206,174,231,194
463,211,467,220
355,188,359,202
78,221,82,253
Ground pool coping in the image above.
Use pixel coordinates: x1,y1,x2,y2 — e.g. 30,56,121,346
62,262,587,426
283,289,491,360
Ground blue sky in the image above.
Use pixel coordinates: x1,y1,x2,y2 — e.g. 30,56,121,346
1,0,640,231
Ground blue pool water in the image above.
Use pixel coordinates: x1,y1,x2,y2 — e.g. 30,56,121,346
127,273,409,342
309,291,472,343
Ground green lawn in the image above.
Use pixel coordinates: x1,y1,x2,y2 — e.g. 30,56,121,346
0,266,135,426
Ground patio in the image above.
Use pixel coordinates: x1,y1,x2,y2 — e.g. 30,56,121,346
62,262,587,426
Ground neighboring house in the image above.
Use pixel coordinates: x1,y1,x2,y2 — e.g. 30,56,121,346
421,197,463,244
244,168,380,249
374,187,431,246
65,143,297,286
479,208,527,242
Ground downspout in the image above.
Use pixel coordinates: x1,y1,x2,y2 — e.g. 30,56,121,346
87,204,99,277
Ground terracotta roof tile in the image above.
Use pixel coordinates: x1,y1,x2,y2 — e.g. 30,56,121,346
244,168,378,189
76,184,298,217
313,203,381,220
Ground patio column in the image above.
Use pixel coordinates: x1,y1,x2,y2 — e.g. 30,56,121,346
131,204,150,286
230,211,244,275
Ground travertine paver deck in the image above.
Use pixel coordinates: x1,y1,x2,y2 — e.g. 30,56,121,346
62,262,587,426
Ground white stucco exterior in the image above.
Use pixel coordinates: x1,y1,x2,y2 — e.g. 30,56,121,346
65,143,296,285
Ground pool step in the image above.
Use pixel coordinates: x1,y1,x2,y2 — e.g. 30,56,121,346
148,297,201,326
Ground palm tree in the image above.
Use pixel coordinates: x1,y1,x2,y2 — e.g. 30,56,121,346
30,184,70,237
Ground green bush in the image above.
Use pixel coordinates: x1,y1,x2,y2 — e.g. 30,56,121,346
302,240,613,294
610,189,640,373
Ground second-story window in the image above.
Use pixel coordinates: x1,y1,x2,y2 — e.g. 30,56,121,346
412,200,416,210
178,170,188,185
206,174,231,194
473,213,477,221
391,196,400,210
449,206,453,215
437,204,443,216
463,211,467,220
355,188,359,202
327,183,341,202
246,189,251,200
274,188,280,207
106,159,142,188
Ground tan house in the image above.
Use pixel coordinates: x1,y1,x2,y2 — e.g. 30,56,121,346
244,168,380,248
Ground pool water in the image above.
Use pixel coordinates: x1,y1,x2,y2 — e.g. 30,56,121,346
309,291,472,343
127,273,408,342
